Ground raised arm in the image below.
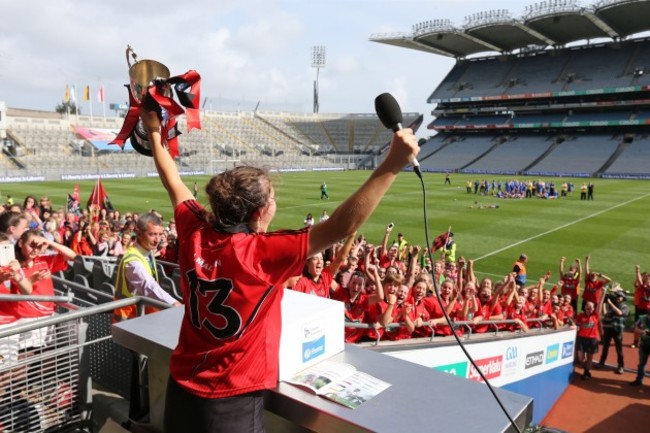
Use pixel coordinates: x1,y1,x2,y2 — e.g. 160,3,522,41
141,107,194,208
328,232,356,277
379,225,392,260
504,273,518,307
41,235,77,261
467,259,477,285
366,265,384,305
404,245,421,288
309,129,419,257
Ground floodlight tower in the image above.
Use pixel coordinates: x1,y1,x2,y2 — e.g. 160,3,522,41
311,45,326,113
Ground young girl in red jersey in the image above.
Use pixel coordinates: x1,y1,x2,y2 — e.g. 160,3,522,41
0,230,75,320
0,230,76,349
140,102,419,433
342,267,384,343
382,282,415,341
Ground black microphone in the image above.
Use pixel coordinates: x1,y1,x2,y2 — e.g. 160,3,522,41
374,92,421,178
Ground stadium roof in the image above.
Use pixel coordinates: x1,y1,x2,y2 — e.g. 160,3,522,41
369,0,650,58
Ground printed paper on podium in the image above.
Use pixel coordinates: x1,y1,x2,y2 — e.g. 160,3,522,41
285,360,391,409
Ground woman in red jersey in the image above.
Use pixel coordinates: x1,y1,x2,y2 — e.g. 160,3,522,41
574,300,600,380
140,105,419,433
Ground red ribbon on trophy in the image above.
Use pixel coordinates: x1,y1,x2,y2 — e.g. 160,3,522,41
110,45,201,158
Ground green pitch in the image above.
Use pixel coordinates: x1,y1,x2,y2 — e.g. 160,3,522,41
1,172,647,291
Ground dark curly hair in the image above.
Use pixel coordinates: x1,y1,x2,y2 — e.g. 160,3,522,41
205,166,272,231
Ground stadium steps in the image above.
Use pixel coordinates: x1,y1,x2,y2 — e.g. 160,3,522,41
2,130,27,169
555,51,576,86
361,124,384,154
318,120,338,152
348,119,355,153
594,136,629,176
417,137,453,166
497,58,520,91
622,43,641,78
521,136,562,173
253,113,306,154
457,136,503,171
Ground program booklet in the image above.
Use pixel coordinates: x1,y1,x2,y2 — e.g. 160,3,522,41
285,360,391,409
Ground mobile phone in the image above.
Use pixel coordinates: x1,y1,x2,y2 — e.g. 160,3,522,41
0,244,16,266
387,223,394,229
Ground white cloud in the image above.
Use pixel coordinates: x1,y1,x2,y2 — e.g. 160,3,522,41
0,0,542,136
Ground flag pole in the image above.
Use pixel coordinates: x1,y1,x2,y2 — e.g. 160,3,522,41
65,85,70,124
88,85,94,124
101,85,106,119
96,177,101,213
72,84,79,125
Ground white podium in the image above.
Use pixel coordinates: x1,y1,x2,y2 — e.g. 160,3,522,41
113,298,532,432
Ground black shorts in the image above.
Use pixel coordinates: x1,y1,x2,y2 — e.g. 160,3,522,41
576,336,599,354
164,377,266,433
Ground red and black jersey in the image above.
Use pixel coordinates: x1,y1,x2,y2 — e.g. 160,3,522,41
169,200,309,398
575,312,599,339
583,279,606,304
341,291,372,343
293,268,334,298
561,275,580,298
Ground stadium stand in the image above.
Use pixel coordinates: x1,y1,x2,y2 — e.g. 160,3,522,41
371,0,650,179
418,134,496,173
525,134,621,177
0,105,420,179
604,134,650,177
462,134,552,175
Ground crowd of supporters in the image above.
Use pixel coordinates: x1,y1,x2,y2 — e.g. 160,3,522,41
0,196,178,332
0,193,647,349
0,196,177,263
283,223,648,349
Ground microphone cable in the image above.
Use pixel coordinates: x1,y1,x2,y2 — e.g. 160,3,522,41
415,172,523,433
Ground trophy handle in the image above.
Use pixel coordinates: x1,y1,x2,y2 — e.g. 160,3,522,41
126,45,138,69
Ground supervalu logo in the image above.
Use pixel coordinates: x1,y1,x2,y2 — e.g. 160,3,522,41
561,341,574,359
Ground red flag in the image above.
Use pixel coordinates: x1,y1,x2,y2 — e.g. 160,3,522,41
430,231,451,252
86,178,114,213
98,86,105,103
87,178,107,211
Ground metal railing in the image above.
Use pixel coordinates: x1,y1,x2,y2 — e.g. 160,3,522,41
0,295,170,433
345,317,551,345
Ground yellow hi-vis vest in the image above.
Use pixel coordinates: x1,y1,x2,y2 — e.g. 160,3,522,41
113,246,159,322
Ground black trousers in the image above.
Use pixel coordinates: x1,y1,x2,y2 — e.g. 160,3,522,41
164,377,266,433
129,351,149,422
599,327,624,368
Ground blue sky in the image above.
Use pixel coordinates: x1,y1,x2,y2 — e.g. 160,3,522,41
1,0,529,133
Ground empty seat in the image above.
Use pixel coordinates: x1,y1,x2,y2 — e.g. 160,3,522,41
160,276,181,302
92,260,114,289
